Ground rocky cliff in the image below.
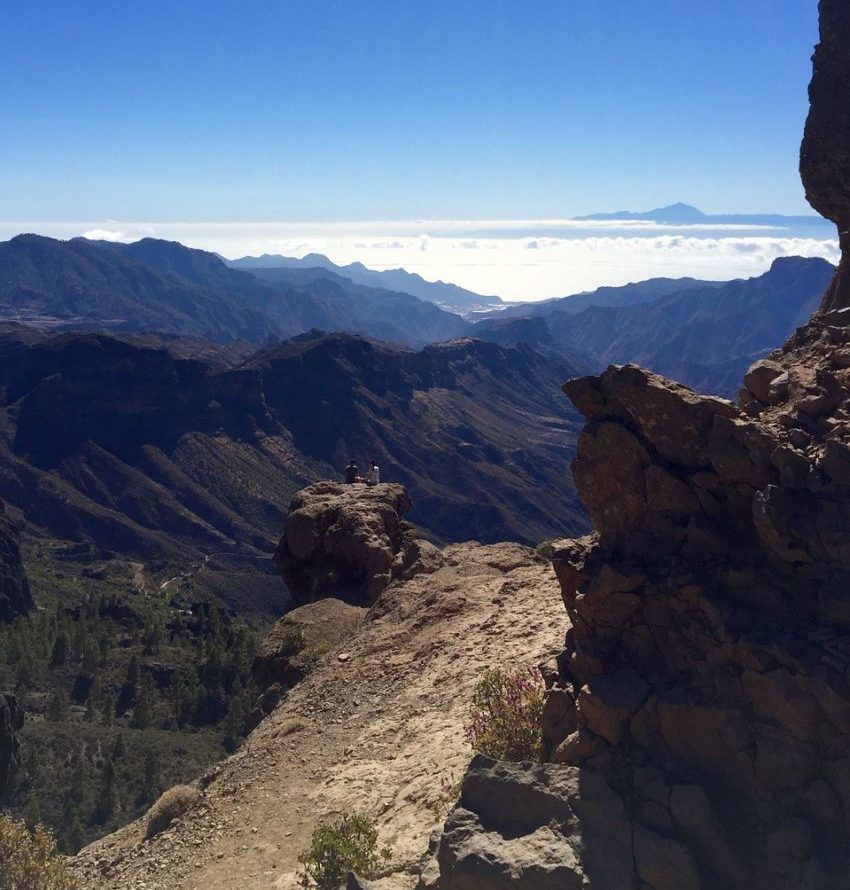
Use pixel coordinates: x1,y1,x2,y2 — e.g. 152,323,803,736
801,0,850,311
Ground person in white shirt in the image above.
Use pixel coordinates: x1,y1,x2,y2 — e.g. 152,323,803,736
365,460,380,486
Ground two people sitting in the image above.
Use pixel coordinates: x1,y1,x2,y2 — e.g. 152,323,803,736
345,459,380,486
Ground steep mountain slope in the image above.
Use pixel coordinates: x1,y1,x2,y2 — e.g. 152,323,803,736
474,257,835,396
72,528,566,890
0,328,587,610
247,331,586,543
481,275,720,321
228,252,503,315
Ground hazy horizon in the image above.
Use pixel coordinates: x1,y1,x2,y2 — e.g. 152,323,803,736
0,211,837,301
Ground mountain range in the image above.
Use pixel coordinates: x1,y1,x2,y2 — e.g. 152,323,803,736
0,235,468,349
0,233,835,399
0,325,587,614
227,251,504,315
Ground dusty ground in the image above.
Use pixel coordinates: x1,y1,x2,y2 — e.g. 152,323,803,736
71,542,567,890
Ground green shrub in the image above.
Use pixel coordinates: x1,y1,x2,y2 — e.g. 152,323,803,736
298,814,391,889
535,540,555,559
144,784,199,840
464,666,545,761
0,815,79,889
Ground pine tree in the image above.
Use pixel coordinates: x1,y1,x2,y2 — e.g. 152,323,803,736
94,757,117,824
46,688,68,721
142,748,159,803
49,632,69,669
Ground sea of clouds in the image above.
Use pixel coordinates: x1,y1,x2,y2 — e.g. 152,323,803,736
1,219,839,301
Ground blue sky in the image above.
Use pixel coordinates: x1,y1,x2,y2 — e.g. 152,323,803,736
2,0,820,221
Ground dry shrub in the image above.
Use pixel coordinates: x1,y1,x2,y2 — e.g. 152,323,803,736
144,784,199,840
0,815,79,889
464,666,545,761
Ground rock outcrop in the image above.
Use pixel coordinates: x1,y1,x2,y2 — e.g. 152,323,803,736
274,482,442,606
430,5,850,886
434,341,850,888
0,693,23,804
249,598,366,726
801,0,850,311
0,501,32,622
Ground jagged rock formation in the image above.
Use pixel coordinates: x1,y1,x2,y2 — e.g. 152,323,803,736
0,501,32,621
801,0,850,311
0,693,23,804
274,482,442,606
433,339,850,889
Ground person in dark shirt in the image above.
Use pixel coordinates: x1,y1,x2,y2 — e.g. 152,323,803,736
344,460,359,484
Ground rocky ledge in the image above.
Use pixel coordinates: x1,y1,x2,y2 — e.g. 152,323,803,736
274,482,441,606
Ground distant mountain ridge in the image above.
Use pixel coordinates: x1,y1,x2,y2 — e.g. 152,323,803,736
227,252,503,315
0,235,468,348
574,201,835,229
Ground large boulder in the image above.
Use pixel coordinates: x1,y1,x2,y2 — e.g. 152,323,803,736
252,598,366,692
424,755,637,890
0,693,23,804
0,501,32,622
274,482,441,606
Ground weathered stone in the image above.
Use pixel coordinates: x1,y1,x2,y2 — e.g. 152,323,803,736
633,823,702,890
744,359,785,404
429,757,636,890
274,482,440,606
800,0,850,312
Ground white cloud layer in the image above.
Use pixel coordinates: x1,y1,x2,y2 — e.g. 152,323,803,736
1,220,839,301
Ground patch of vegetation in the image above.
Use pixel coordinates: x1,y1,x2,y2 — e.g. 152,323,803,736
534,540,555,559
1,548,262,853
298,814,392,890
464,666,545,761
0,814,79,889
144,784,199,840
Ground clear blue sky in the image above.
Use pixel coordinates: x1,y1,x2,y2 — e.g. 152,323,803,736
2,0,820,221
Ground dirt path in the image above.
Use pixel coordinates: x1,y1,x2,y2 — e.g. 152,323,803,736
72,542,567,890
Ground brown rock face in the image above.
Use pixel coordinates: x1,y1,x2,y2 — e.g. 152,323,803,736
538,352,850,889
801,0,850,310
274,482,442,607
0,501,32,622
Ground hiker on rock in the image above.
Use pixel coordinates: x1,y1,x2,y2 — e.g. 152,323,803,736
344,460,360,484
365,460,380,486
